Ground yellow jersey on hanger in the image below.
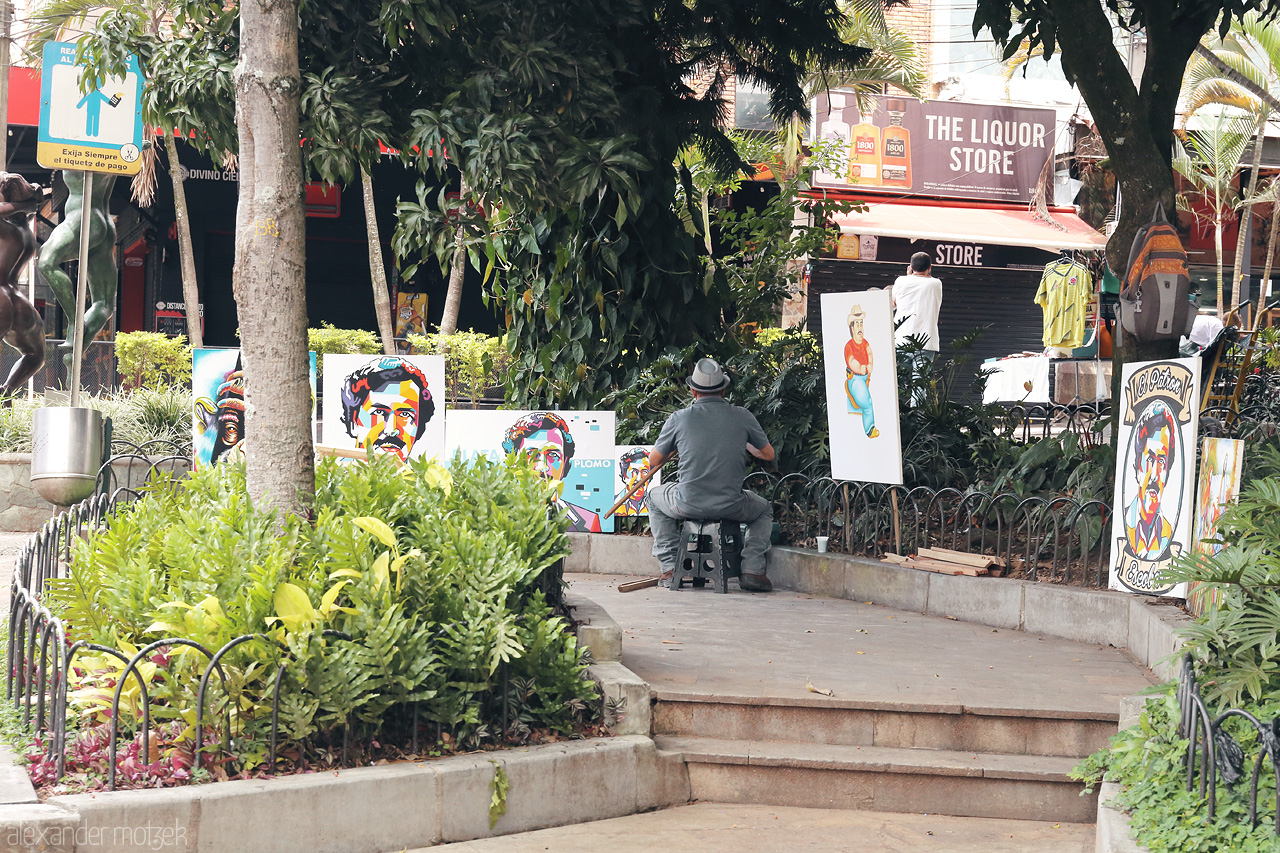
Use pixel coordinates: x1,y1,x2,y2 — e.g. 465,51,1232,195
1035,259,1093,349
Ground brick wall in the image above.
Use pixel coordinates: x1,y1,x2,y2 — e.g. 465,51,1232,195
886,2,933,76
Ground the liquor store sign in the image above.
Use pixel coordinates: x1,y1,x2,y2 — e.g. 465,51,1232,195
812,95,1055,204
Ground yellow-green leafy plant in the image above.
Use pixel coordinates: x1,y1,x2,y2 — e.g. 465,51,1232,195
307,324,383,381
115,331,192,390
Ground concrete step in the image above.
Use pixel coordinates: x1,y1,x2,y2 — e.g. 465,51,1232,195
655,735,1096,824
654,692,1115,759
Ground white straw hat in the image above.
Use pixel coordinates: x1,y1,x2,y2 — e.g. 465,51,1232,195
686,358,730,392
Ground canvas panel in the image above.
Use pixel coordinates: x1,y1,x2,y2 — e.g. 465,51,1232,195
322,354,447,463
821,289,903,485
395,293,429,337
614,445,658,518
446,410,617,533
1107,358,1201,598
1187,437,1245,616
193,349,316,468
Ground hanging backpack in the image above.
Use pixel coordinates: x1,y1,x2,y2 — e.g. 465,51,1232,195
1118,203,1196,343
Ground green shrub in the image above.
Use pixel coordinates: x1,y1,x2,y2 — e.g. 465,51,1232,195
308,323,383,381
103,387,193,448
1071,685,1280,853
1070,456,1280,851
0,390,192,454
115,332,192,390
607,330,828,476
41,454,596,783
1165,451,1280,707
409,330,511,406
0,396,39,453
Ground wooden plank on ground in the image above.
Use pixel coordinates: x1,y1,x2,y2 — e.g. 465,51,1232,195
880,553,908,564
918,547,1005,568
902,557,986,577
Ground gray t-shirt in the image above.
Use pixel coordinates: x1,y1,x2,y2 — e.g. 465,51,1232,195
653,396,770,516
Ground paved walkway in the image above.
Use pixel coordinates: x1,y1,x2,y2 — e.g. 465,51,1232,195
568,574,1154,714
430,802,1094,852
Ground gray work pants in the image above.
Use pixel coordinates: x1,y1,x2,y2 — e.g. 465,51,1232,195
647,483,773,576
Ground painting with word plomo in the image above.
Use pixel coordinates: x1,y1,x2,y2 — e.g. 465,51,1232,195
445,410,617,533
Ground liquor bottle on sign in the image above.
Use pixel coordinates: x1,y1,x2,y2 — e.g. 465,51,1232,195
881,99,912,188
815,94,851,184
848,116,881,186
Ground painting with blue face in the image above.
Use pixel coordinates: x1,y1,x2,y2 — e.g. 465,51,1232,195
444,410,617,533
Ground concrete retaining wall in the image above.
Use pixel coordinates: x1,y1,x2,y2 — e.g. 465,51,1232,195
0,454,57,532
565,589,653,739
3,736,688,853
0,455,166,533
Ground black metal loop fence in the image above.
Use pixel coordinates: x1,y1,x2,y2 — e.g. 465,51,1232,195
1177,654,1280,836
749,473,1112,587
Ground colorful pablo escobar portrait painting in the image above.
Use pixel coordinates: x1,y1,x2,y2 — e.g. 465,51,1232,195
615,445,658,517
1187,437,1245,616
322,354,446,463
1108,358,1201,598
193,349,317,467
820,289,903,485
446,410,617,533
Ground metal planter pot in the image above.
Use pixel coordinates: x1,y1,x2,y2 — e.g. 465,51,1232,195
31,406,105,506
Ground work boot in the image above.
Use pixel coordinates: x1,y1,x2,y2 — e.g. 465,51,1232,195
739,573,773,592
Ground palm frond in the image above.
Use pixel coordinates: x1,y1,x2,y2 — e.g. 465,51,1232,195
21,0,132,62
1002,39,1044,86
1183,81,1261,121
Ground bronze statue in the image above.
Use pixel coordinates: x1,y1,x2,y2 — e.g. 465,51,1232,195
0,172,48,397
37,171,118,365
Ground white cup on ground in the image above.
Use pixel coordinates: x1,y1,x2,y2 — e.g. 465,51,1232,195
816,536,829,553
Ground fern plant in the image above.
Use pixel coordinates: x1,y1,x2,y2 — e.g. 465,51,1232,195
1165,469,1280,705
40,452,596,781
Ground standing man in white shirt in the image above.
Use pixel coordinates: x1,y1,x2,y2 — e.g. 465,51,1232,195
890,252,943,404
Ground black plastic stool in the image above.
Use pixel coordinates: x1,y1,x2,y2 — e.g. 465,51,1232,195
671,519,743,593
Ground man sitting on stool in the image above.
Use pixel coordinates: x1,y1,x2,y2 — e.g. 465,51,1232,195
647,358,777,592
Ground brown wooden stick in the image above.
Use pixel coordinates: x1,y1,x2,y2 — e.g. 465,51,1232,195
314,443,404,468
918,547,1004,568
618,577,662,593
603,456,667,519
890,489,902,555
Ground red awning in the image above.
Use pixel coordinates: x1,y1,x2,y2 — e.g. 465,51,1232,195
832,200,1108,252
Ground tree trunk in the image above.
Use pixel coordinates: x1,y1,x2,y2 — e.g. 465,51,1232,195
165,131,203,349
1047,0,1211,277
1047,0,1213,419
1215,216,1224,317
232,0,313,515
1230,115,1267,314
438,175,469,345
1261,194,1280,308
361,163,396,356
